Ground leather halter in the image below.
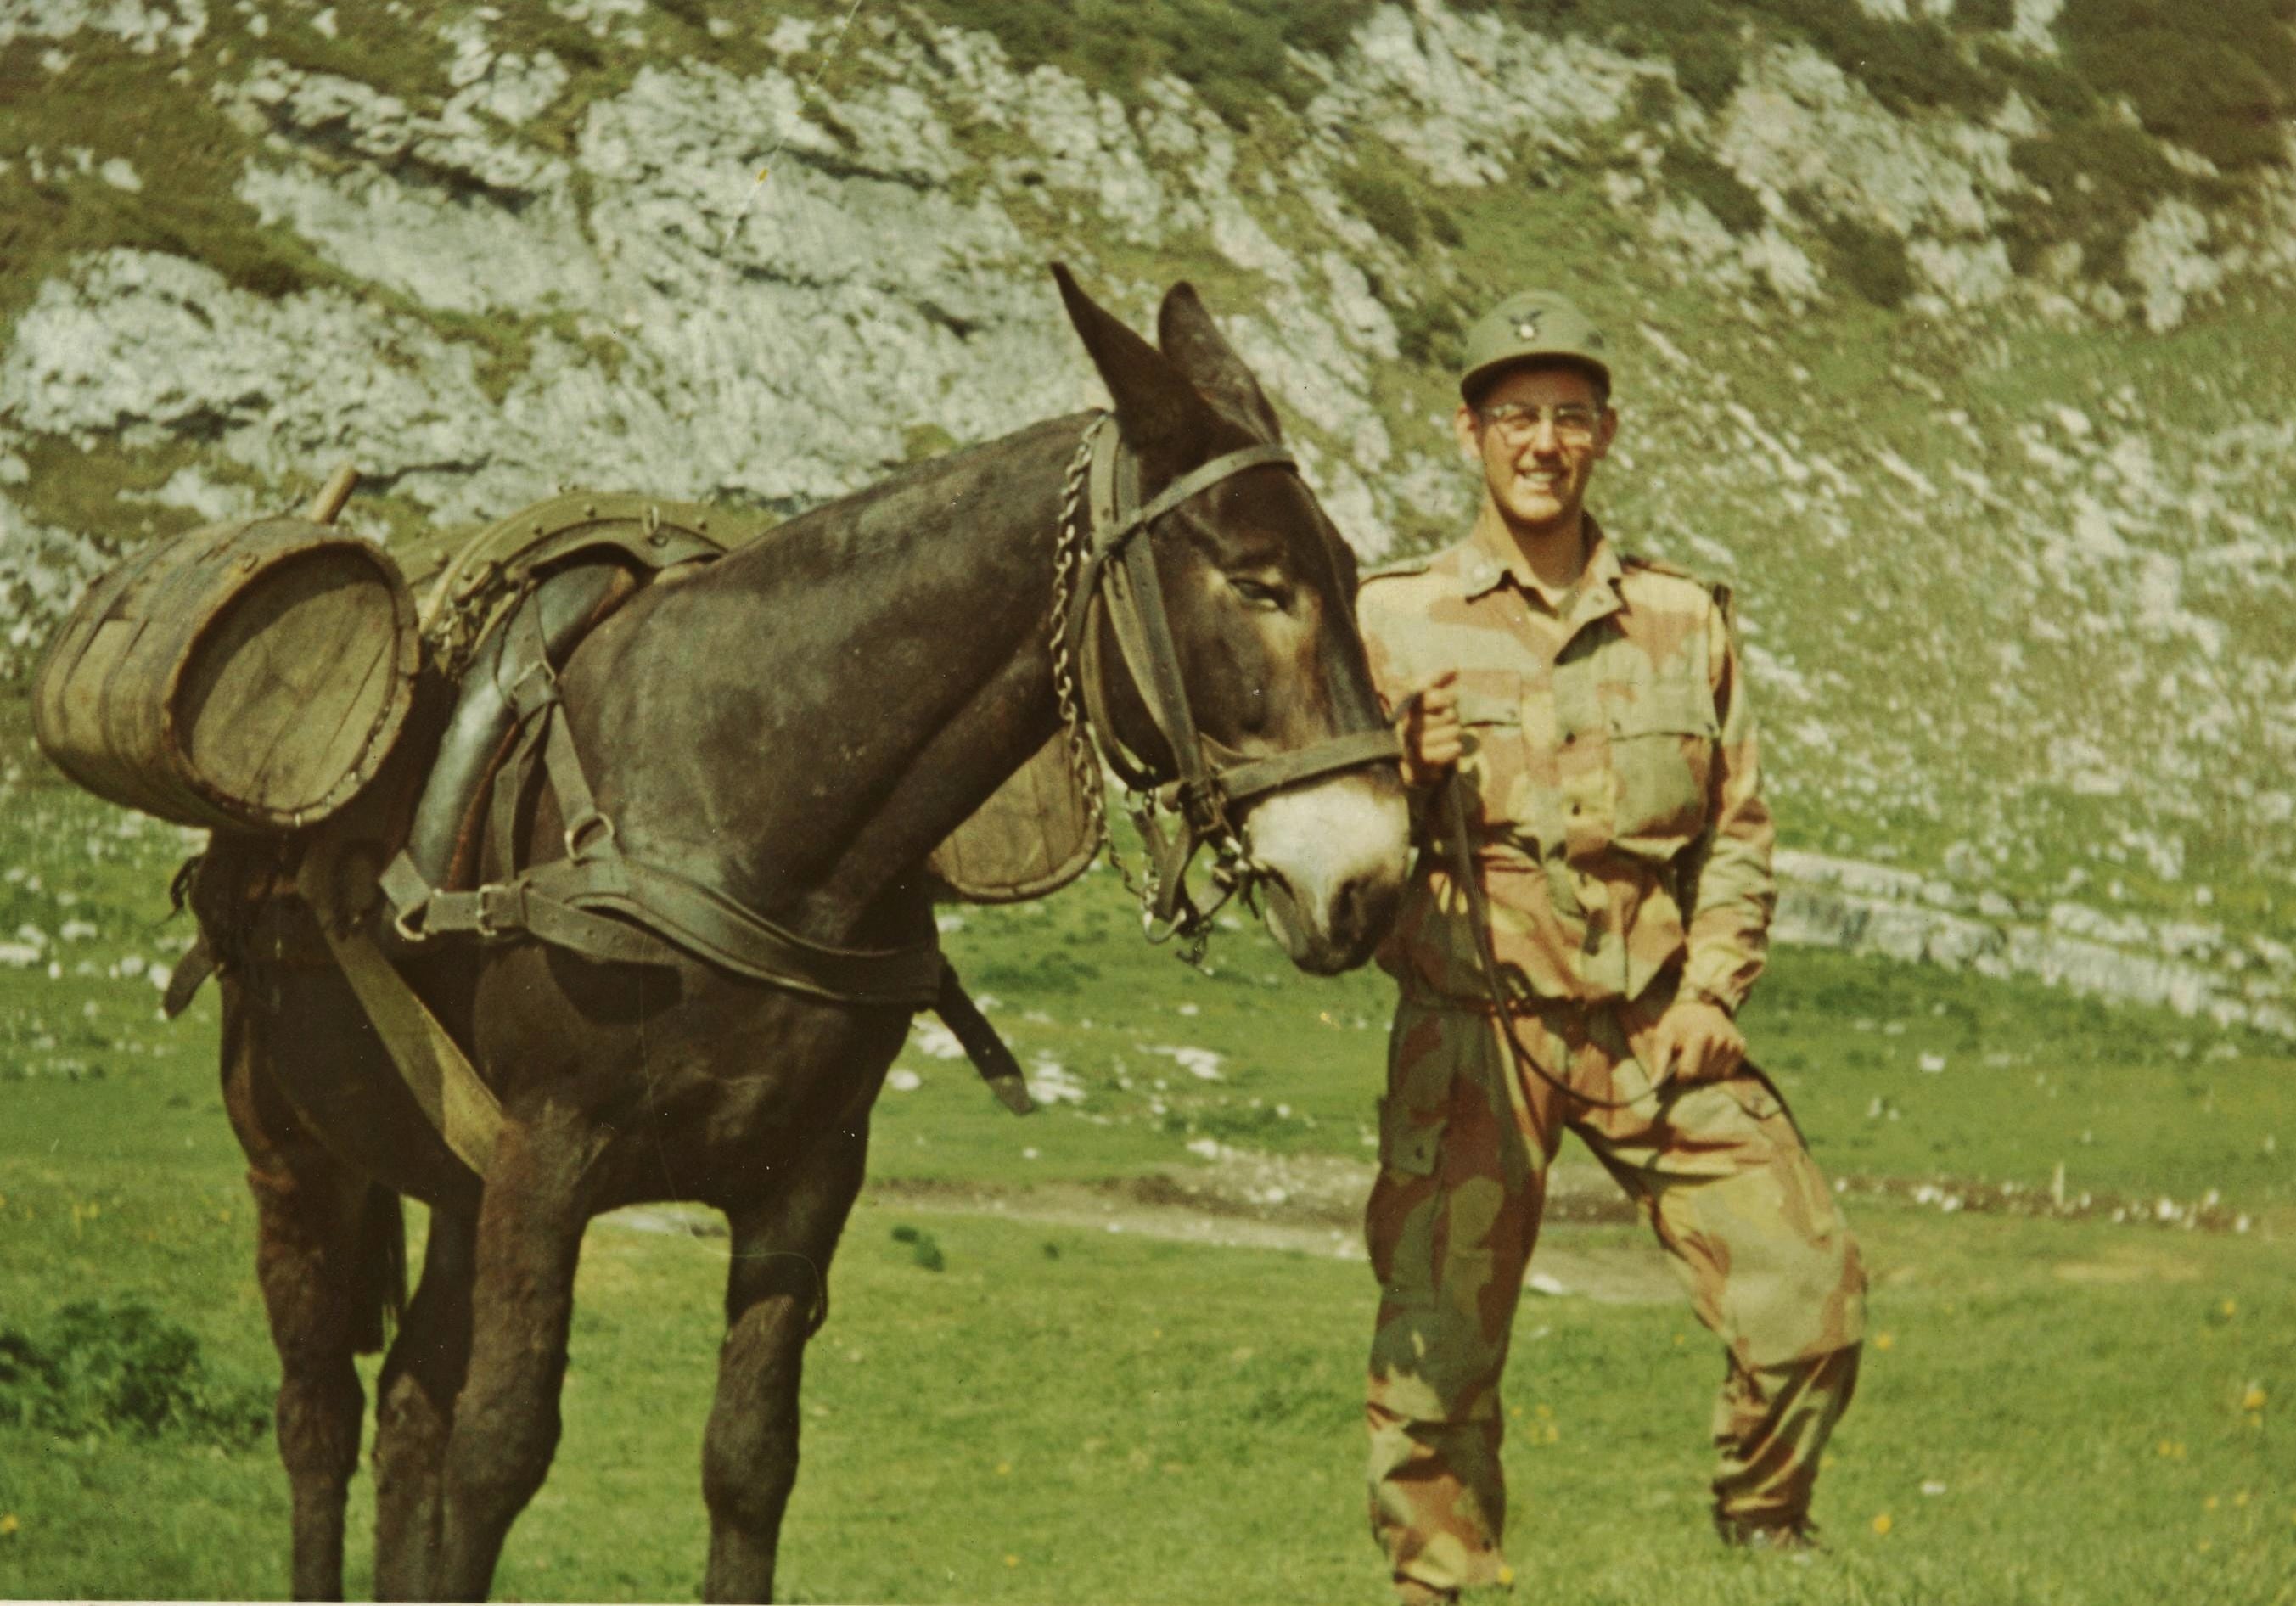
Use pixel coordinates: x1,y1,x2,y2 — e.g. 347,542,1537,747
1062,416,1401,937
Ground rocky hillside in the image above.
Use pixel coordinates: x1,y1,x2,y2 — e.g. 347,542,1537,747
3,0,2293,1029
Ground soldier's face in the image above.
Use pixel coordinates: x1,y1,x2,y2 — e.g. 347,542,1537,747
1453,364,1616,539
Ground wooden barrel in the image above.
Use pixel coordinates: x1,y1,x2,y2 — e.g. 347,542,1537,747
31,515,422,834
928,733,1097,903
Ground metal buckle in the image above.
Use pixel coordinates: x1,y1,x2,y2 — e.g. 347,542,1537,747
564,814,616,861
506,659,559,721
474,883,515,940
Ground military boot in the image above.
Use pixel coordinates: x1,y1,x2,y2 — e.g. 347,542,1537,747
1715,1512,1824,1554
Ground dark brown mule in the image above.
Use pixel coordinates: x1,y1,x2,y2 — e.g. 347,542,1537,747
202,269,1409,1601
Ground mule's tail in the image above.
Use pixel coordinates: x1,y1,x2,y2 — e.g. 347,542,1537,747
353,1184,408,1355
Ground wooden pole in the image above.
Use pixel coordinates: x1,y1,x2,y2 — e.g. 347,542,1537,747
306,463,362,526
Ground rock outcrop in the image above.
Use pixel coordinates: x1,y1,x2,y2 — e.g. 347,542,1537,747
2,0,2291,1026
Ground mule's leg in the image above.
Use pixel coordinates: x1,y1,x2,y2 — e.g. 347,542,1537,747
701,1126,872,1603
431,1110,601,1601
373,1205,479,1601
222,974,395,1602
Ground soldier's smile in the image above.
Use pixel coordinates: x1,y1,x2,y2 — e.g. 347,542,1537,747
1461,364,1614,542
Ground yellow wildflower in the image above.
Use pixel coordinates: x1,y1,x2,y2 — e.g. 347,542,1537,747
1003,1553,1019,1569
995,1462,1011,1477
2220,1299,2237,1318
0,1513,18,1537
1872,1513,1893,1536
2242,1385,2266,1412
1874,1332,1895,1351
2205,1495,2219,1511
1496,1565,1515,1586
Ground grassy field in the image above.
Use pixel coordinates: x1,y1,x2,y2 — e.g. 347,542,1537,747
0,755,2292,1603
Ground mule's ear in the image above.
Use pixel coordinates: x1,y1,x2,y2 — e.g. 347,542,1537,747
1157,282,1283,442
1052,262,1212,459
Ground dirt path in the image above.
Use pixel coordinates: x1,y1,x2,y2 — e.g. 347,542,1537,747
605,1142,2261,1306
609,1151,1686,1306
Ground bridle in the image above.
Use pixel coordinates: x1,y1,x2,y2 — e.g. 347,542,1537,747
1047,413,1401,952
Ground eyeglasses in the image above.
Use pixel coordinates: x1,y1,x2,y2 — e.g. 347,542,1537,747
1475,402,1603,444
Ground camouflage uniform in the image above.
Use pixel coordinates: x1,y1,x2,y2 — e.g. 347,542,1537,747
1356,518,1866,1596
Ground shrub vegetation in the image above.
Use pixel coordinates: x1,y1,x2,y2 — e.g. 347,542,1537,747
1394,296,1468,369
0,1300,269,1446
1820,216,1915,308
1659,144,1766,234
2001,120,2187,280
931,0,1377,128
1951,0,2017,31
1339,166,1424,250
2057,0,2296,171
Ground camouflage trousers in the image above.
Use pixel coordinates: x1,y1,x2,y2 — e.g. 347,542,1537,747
1365,984,1867,1596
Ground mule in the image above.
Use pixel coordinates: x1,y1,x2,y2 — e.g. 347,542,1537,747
198,267,1410,1601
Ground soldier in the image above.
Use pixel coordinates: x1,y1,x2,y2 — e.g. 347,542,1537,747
1355,291,1867,1603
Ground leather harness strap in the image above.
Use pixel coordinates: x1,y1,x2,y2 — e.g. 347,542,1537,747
1064,418,1403,936
382,583,952,1013
1205,727,1406,803
360,410,1401,1158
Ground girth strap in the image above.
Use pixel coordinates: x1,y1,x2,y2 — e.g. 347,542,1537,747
517,854,948,1008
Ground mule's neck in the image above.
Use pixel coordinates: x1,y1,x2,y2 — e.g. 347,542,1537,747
642,413,1096,944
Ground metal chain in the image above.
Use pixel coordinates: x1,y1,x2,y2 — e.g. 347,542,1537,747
1045,414,1236,968
1047,417,1142,906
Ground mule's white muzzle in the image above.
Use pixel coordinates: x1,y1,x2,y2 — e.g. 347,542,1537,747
1243,773,1409,974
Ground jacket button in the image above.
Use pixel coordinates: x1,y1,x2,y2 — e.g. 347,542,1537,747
1561,728,1577,745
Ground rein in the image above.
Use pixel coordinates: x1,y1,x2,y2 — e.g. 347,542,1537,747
1050,415,1402,953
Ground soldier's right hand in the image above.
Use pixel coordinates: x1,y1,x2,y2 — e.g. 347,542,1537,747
1396,669,1463,787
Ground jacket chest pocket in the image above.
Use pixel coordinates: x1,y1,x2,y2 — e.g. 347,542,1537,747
1454,684,1529,828
1604,680,1716,846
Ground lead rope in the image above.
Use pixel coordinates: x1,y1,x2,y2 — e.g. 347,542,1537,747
1440,778,1658,1113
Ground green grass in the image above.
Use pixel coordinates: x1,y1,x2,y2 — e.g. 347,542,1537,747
0,733,2293,1598
0,1104,2290,1602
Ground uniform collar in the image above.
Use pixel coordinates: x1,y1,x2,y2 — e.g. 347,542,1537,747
1459,514,1625,631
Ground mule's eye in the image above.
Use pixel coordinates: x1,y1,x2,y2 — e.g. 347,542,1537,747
1230,576,1288,612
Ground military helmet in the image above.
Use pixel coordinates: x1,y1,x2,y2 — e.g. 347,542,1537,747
1457,289,1613,403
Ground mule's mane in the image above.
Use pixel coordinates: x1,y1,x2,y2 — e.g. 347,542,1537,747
713,411,1098,577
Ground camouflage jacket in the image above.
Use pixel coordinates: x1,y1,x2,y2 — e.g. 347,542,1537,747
1356,517,1775,1013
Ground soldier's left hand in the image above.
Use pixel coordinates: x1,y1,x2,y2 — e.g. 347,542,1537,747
1651,998,1746,1086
